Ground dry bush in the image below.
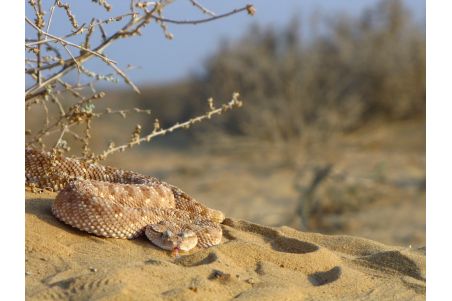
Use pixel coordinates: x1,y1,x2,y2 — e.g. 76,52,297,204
197,0,425,145
25,0,255,161
186,0,425,232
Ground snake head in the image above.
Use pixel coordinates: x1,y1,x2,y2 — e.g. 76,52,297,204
145,222,198,254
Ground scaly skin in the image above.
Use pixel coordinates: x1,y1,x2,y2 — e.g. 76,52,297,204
25,148,224,251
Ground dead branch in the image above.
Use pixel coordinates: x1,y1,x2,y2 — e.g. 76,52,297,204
25,1,253,161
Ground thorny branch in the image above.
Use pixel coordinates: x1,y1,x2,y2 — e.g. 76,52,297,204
25,1,254,162
93,93,243,162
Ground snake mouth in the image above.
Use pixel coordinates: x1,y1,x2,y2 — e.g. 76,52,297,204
171,247,181,257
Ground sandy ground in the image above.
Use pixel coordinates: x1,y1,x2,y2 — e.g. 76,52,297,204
25,119,425,300
26,191,425,300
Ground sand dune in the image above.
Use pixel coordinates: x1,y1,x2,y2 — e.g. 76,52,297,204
26,191,425,300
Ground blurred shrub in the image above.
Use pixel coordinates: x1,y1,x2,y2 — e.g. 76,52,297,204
196,0,425,143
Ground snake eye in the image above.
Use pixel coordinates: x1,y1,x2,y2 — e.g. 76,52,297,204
162,230,173,238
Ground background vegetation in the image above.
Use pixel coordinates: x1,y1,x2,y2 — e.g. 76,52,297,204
105,0,425,150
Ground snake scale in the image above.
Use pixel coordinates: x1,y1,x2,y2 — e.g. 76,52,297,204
25,147,225,254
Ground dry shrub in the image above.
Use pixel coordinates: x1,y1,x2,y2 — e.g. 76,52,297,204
25,0,254,161
197,0,425,144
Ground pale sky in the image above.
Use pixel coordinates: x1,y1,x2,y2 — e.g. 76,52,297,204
26,0,425,87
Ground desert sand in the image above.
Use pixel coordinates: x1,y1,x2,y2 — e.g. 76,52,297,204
26,190,425,300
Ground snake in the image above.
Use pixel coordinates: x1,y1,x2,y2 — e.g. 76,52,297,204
25,147,224,255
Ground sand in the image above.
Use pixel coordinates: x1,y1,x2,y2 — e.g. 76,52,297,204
26,191,425,300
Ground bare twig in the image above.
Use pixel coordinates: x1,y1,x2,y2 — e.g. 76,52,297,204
62,44,80,72
25,4,255,100
46,0,58,32
25,14,143,97
54,125,67,148
190,0,216,17
25,17,115,65
94,93,243,161
26,1,253,159
150,5,254,25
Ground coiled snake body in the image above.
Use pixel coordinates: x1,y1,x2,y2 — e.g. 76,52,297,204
25,148,224,253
